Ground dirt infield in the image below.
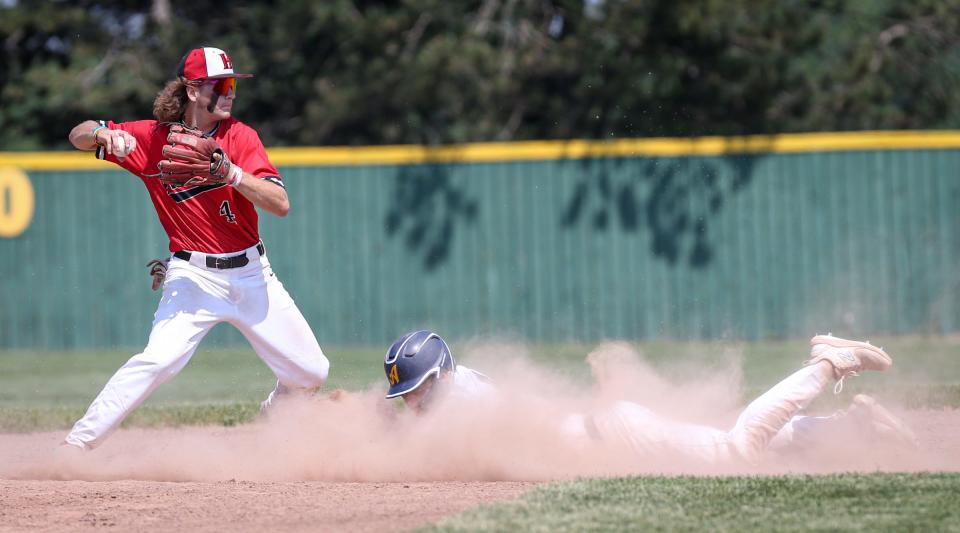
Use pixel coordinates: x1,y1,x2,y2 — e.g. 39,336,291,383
1,407,958,532
4,344,959,531
0,478,532,532
0,426,539,532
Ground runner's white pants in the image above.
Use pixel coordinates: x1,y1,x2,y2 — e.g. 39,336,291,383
65,247,328,449
585,362,834,464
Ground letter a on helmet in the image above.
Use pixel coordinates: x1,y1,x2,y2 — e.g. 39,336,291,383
383,330,456,399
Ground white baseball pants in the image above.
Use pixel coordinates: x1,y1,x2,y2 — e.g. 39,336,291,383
587,362,835,465
65,246,328,449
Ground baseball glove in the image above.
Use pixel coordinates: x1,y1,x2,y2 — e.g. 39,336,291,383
157,124,238,187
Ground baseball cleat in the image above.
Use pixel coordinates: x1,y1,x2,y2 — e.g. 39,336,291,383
60,438,88,452
849,394,919,449
52,440,88,464
805,334,892,392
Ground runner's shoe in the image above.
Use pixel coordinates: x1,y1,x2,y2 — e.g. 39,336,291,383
805,334,892,392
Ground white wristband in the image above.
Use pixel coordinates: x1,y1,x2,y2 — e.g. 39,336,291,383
229,165,244,187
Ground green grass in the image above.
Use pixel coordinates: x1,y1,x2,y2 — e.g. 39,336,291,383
0,403,259,432
425,473,960,532
1,336,958,431
0,345,387,431
0,346,386,406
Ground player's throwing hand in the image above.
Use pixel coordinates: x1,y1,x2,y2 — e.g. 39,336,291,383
93,126,137,160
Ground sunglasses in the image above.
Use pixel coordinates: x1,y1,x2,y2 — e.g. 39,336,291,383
201,77,237,96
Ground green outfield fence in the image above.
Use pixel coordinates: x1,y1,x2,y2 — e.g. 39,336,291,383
1,131,958,349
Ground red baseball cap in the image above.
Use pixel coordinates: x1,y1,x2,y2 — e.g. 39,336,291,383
177,46,253,81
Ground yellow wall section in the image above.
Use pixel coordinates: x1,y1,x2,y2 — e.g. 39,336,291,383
2,130,960,170
0,167,35,238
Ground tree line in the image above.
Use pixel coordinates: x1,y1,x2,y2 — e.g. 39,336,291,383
2,0,959,150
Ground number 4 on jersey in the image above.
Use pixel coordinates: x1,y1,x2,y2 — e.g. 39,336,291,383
219,200,237,224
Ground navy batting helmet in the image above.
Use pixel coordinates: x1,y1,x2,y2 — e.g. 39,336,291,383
384,330,456,399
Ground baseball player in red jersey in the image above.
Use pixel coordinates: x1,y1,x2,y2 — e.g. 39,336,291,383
62,46,329,450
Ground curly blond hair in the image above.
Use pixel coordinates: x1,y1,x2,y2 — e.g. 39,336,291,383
152,78,190,123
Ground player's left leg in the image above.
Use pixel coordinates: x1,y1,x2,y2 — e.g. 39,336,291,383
229,259,329,409
726,362,834,462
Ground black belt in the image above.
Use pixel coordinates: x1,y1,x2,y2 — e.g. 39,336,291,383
174,242,265,269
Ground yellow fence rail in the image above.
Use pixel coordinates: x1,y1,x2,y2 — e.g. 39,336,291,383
4,130,960,170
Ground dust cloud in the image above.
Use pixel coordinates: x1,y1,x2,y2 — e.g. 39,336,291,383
4,340,958,482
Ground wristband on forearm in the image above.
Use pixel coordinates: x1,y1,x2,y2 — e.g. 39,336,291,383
93,120,107,160
229,165,244,187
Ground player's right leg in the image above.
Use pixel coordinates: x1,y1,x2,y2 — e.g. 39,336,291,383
767,394,918,453
63,268,225,450
847,394,919,448
726,334,892,463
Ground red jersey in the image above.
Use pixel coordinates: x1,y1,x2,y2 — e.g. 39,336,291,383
104,118,283,253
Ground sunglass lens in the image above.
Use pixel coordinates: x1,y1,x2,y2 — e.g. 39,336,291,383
214,78,236,96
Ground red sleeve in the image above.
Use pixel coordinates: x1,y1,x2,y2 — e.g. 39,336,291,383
104,120,156,176
232,126,282,184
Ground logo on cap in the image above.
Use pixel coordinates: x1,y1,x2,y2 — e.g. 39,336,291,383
178,47,253,81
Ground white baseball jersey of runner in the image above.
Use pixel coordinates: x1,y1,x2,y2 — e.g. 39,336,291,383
449,365,496,401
